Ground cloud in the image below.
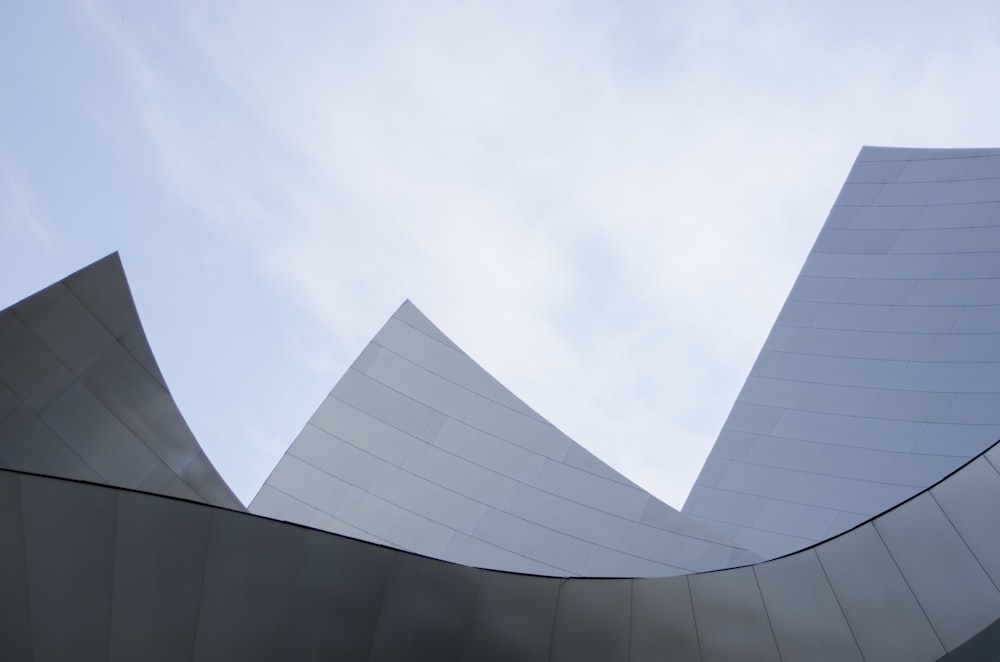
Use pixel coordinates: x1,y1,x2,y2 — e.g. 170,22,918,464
44,0,1000,506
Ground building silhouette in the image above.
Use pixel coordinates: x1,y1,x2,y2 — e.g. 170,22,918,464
1,146,999,660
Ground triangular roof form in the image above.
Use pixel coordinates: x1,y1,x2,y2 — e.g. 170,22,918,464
0,253,241,509
251,301,758,575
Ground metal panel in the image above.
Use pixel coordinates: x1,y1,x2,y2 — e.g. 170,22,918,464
61,253,166,385
403,441,516,510
689,565,780,662
472,507,590,574
782,472,864,511
392,300,461,350
716,460,796,499
798,382,879,416
615,519,732,571
310,396,416,465
846,159,907,183
20,474,117,662
755,550,862,661
367,552,480,662
335,487,457,557
263,453,352,515
379,318,499,398
504,482,623,546
813,228,899,254
462,395,572,460
849,204,922,229
288,423,384,489
248,483,318,524
0,403,100,482
816,523,944,661
799,252,872,278
898,156,972,182
549,579,631,662
282,528,394,661
931,457,1000,587
874,180,951,205
79,341,201,473
463,571,559,662
745,435,822,471
14,282,114,374
333,369,448,442
754,499,839,540
918,201,1000,228
875,492,1000,650
907,278,988,306
630,577,700,662
368,463,487,534
0,310,62,400
895,362,983,392
433,418,547,484
193,509,304,660
0,471,31,661
563,442,636,486
443,532,564,575
737,376,809,408
109,491,213,661
366,350,475,419
532,459,648,520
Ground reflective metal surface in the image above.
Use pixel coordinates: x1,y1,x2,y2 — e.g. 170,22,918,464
687,146,1000,559
2,434,996,660
0,254,241,509
252,300,759,576
5,149,1000,659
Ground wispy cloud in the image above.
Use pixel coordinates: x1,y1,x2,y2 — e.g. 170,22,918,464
15,0,1000,505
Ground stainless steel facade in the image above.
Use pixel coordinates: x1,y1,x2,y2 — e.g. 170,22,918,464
1,441,999,660
3,146,1000,659
0,253,240,509
250,300,759,576
685,146,1000,560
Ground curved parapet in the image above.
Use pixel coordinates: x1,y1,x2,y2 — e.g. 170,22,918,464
0,254,241,509
3,438,1000,659
685,147,1000,559
251,300,759,576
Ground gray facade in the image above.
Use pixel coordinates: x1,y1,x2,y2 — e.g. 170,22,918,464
685,146,1000,560
0,253,240,509
3,146,1000,659
250,300,759,576
1,439,999,660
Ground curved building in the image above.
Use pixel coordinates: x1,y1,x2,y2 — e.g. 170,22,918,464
684,146,1000,559
1,436,999,660
250,300,759,576
0,253,240,509
2,146,1000,659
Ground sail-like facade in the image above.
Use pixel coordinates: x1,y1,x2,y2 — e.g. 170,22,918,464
2,146,1000,659
0,253,240,509
684,146,1000,559
250,300,758,576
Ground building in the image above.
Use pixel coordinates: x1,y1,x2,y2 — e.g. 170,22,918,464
1,146,999,660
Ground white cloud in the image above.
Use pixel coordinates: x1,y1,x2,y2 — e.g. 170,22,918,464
8,0,1000,506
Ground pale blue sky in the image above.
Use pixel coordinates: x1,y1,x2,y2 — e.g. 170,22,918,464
3,1,1000,506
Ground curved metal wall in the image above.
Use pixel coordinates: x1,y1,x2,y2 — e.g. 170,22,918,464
3,439,999,660
6,148,1000,659
685,146,1000,559
251,300,758,576
0,254,241,509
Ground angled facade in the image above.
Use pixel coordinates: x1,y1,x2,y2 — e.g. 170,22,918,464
250,300,759,576
684,146,1000,559
0,253,240,509
2,146,1000,659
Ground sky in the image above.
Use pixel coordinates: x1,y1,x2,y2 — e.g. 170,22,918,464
2,1,1000,508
